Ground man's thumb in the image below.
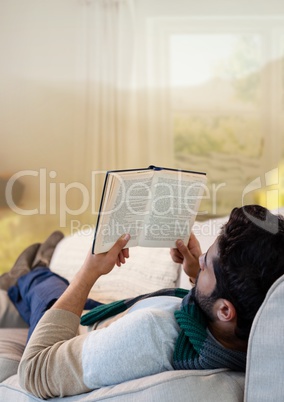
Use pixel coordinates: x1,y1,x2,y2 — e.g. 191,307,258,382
112,233,130,252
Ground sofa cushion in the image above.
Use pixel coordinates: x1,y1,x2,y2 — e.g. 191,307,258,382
0,328,28,382
0,369,244,402
245,273,284,402
49,231,180,303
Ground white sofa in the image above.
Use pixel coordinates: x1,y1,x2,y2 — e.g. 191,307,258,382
0,212,284,401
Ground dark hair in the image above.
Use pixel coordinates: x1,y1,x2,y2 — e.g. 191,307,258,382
213,205,284,340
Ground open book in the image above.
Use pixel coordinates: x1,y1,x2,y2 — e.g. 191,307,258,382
92,165,207,254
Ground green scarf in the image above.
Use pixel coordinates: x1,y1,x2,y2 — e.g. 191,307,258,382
81,288,246,372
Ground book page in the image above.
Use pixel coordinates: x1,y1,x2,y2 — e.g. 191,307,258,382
94,170,153,253
139,171,207,248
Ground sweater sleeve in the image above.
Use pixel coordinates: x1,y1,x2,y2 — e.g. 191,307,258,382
19,309,92,399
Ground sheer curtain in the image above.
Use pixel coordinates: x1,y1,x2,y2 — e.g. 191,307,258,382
83,0,173,176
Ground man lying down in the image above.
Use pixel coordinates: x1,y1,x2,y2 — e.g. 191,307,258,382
1,205,284,399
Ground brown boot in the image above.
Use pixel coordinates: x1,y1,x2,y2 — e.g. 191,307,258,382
32,231,64,268
0,243,41,291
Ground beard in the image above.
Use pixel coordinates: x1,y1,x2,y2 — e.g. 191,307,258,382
191,273,217,322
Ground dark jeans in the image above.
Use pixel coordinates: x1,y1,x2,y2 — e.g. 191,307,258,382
8,267,102,341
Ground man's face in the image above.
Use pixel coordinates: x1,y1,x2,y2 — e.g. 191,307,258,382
193,238,219,321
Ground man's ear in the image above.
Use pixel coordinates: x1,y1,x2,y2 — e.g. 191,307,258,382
216,299,236,322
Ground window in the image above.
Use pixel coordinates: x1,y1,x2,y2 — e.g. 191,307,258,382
148,17,284,215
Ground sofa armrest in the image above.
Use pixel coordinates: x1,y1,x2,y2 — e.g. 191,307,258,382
245,273,284,402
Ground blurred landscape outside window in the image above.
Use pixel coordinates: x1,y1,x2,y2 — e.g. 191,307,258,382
166,25,284,216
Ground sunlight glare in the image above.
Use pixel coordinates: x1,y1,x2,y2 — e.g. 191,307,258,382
170,34,242,87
